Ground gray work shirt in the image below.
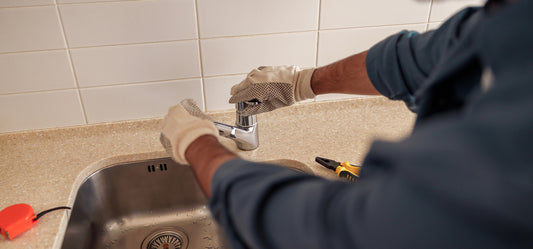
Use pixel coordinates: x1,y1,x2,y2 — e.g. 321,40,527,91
209,1,533,248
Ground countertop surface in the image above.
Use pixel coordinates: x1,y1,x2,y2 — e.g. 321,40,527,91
0,97,415,249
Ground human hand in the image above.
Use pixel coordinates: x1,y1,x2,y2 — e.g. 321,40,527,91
229,65,316,115
160,99,219,165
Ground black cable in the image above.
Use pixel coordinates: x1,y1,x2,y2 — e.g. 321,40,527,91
33,206,71,221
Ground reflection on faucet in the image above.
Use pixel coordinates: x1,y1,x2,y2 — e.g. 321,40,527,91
214,102,259,150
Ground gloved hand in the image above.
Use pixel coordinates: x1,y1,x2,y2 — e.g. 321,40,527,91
229,65,316,115
160,99,219,165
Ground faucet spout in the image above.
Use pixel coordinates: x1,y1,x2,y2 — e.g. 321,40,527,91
214,102,259,150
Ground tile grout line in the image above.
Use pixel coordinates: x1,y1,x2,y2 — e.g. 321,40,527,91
0,81,185,96
65,38,199,51
194,0,208,112
0,48,66,56
54,0,89,125
0,23,429,56
425,0,434,32
0,74,257,97
315,0,322,68
0,4,54,9
77,77,205,90
0,0,147,9
312,22,428,33
58,0,150,6
0,88,79,97
198,22,428,41
313,0,323,103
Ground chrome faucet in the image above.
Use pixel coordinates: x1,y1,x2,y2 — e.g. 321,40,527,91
214,102,259,150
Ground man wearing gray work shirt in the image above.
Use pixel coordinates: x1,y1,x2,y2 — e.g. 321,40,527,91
160,0,533,248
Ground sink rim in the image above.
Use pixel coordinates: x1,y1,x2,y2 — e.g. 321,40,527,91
56,151,313,249
60,156,215,249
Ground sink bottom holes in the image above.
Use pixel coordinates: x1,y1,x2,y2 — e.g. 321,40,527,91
141,228,189,249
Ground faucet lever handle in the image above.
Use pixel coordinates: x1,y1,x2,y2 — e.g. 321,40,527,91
236,101,257,128
236,100,259,113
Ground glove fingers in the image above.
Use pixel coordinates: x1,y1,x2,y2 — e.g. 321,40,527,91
239,98,288,116
230,82,295,115
269,97,290,109
159,134,176,161
229,92,256,104
180,99,212,121
229,87,266,104
228,93,241,104
229,83,251,103
160,100,219,165
230,78,251,95
167,103,187,118
239,104,268,116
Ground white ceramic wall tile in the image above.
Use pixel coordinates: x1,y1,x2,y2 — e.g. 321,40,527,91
59,0,197,48
70,41,201,87
427,22,443,31
0,51,75,94
320,0,430,30
80,79,203,123
201,32,317,77
430,0,485,22
317,24,426,102
0,6,65,53
0,0,489,134
0,0,53,7
318,24,426,66
197,0,319,38
0,90,84,133
204,74,246,111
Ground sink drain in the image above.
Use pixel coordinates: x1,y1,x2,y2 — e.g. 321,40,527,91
141,229,189,249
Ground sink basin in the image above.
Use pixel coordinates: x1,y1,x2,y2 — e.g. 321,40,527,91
61,157,312,249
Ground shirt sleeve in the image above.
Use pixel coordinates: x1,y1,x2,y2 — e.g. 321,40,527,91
365,7,482,112
209,75,533,249
209,159,369,249
208,2,533,248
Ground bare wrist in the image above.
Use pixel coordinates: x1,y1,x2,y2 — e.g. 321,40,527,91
185,135,237,196
311,50,380,96
310,66,329,95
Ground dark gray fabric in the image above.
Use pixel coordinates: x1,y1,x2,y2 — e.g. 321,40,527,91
209,1,533,248
366,6,484,113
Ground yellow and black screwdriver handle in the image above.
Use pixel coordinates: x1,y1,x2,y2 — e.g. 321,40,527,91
315,157,361,182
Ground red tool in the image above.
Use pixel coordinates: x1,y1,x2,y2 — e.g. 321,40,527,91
0,204,70,240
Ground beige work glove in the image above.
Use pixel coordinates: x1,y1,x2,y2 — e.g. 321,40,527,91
229,65,316,115
160,99,219,165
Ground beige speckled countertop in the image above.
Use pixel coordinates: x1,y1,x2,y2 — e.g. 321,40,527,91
0,97,415,249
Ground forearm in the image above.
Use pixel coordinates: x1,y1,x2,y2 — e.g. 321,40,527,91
311,50,381,96
185,135,238,197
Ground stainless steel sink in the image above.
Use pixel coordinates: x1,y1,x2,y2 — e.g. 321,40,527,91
61,157,228,249
61,157,313,249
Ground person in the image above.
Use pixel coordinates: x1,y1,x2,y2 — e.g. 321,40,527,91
160,0,533,248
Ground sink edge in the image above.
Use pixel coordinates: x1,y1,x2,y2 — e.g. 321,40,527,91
55,151,313,249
